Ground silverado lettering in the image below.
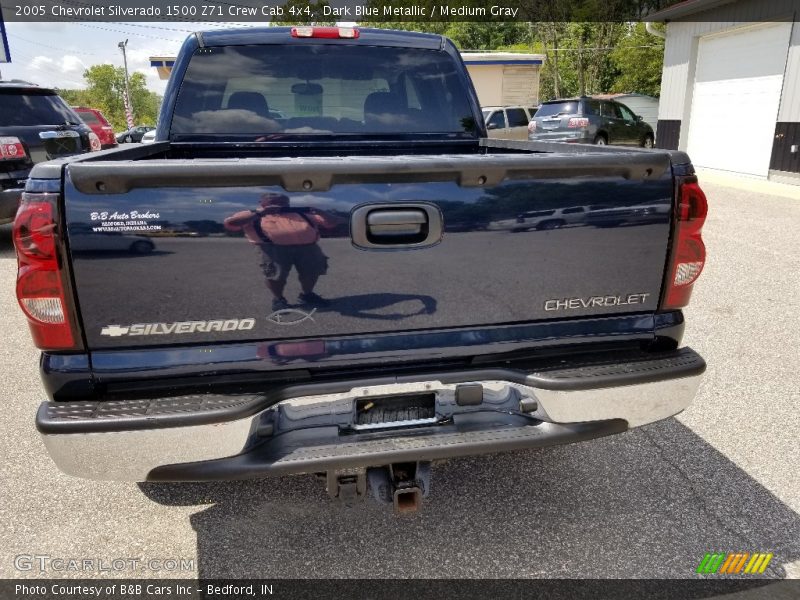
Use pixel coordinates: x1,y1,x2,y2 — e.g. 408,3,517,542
101,319,256,337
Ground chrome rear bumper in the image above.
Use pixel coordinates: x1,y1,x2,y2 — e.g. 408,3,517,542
37,348,705,481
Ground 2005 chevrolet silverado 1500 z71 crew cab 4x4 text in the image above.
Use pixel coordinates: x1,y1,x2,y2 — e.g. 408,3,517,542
15,27,707,512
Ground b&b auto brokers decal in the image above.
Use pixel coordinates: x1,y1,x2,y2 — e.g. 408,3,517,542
89,210,162,233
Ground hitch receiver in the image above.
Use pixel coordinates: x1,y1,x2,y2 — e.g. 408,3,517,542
368,461,432,513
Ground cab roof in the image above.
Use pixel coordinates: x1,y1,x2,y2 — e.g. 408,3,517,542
196,26,444,51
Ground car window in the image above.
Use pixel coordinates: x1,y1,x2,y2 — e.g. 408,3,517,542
617,103,636,122
527,107,538,118
506,108,529,127
602,101,622,119
0,90,80,127
486,111,506,129
172,44,476,137
76,110,101,126
562,207,585,214
583,100,601,116
536,102,579,118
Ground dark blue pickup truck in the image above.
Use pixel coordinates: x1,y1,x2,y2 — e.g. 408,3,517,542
15,27,707,511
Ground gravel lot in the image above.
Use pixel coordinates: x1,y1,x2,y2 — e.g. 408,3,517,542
0,181,798,585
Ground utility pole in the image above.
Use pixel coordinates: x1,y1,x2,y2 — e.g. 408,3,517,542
118,39,133,126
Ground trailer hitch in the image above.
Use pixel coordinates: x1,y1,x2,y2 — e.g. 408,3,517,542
326,468,367,506
368,462,432,513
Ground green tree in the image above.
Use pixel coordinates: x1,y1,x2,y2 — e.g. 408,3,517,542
361,21,530,50
609,22,665,96
59,65,161,131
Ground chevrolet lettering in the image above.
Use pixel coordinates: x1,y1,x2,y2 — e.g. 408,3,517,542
544,293,651,311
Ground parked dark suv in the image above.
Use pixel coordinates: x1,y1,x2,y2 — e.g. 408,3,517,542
1,81,97,224
528,96,655,148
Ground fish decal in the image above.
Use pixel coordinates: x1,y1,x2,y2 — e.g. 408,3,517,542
266,308,317,326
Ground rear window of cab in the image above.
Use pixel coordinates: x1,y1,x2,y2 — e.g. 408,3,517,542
171,44,477,138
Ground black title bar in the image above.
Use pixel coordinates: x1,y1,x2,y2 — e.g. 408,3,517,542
3,0,798,23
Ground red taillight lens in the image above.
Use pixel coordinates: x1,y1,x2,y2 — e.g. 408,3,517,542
291,26,359,39
0,136,27,160
13,193,77,350
568,118,589,128
662,180,708,310
88,132,102,152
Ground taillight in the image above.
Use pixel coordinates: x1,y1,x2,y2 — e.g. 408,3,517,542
528,121,537,133
568,118,589,128
13,190,78,350
0,136,27,160
291,26,359,39
662,179,708,310
88,132,101,151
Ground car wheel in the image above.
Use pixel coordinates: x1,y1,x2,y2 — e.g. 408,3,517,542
593,134,607,146
131,240,154,254
642,135,654,149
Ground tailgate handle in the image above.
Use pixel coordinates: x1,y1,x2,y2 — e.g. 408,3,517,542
367,209,427,237
351,203,443,250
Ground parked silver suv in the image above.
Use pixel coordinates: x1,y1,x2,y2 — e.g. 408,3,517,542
483,105,538,140
528,97,655,147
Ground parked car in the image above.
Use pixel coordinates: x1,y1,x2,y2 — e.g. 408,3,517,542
482,106,538,140
585,202,671,228
528,97,655,147
116,125,155,144
140,130,156,144
488,205,588,232
72,106,118,150
20,27,706,513
0,80,98,224
69,224,155,254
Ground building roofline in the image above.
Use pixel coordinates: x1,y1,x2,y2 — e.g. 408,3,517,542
646,0,737,21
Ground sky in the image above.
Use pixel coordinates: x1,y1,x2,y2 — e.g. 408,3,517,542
0,21,259,94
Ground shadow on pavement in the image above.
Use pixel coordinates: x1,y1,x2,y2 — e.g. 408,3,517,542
0,224,14,258
139,418,799,585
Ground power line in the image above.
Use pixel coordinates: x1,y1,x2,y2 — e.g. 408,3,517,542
75,22,186,43
7,32,98,56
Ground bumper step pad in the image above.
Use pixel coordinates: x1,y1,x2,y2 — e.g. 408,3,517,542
147,417,627,481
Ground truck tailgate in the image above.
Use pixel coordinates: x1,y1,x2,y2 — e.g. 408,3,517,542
63,151,674,351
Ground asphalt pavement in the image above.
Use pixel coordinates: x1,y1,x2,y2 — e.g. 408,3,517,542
0,181,798,586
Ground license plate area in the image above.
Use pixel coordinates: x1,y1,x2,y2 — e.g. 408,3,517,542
39,130,81,156
353,392,437,431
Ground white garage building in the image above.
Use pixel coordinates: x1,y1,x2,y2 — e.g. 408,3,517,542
650,0,800,184
460,53,545,107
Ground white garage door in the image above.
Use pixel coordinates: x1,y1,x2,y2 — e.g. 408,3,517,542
686,23,792,177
